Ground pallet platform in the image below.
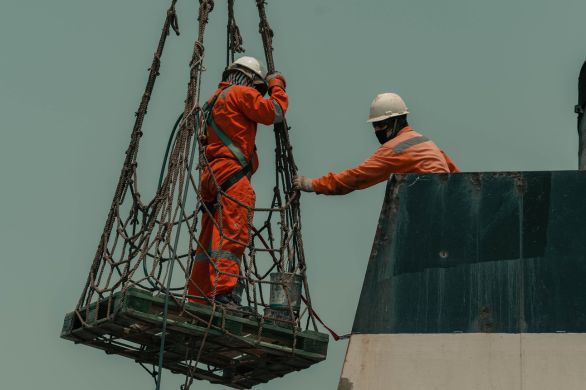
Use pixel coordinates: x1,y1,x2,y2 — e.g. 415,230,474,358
61,288,328,389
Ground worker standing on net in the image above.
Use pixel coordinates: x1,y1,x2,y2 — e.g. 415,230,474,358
188,56,287,305
294,92,459,195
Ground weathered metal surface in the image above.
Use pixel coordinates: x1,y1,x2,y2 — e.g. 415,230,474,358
353,171,586,334
269,272,303,311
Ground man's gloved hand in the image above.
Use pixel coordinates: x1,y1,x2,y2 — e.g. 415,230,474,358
266,72,286,91
293,176,314,192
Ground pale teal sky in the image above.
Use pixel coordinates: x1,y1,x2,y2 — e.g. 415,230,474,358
1,0,585,389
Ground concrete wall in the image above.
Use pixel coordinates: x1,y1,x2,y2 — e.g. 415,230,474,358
339,333,586,390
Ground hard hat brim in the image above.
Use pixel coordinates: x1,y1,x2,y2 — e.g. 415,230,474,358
366,111,409,123
367,114,393,123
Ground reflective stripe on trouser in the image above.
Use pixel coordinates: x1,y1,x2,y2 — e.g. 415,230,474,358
188,175,255,299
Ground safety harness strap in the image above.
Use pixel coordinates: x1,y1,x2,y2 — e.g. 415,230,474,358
200,166,251,214
203,85,251,169
220,166,250,192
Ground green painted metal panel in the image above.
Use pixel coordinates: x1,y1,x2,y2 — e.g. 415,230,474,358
353,171,586,334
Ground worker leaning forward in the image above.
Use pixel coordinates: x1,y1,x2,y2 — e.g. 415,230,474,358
294,92,459,195
188,56,288,305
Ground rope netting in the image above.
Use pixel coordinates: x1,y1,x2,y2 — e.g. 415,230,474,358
73,0,321,387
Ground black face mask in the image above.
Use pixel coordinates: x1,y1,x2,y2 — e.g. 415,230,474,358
254,81,268,97
375,129,390,144
373,115,409,144
373,117,397,144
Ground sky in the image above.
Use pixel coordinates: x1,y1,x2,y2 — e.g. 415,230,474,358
1,0,585,389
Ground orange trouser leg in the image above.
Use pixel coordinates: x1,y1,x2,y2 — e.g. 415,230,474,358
188,177,255,300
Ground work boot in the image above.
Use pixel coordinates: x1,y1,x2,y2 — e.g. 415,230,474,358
214,293,240,310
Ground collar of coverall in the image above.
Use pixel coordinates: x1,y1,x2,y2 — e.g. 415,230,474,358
395,125,412,137
218,80,264,94
386,125,412,141
378,125,412,146
218,80,268,97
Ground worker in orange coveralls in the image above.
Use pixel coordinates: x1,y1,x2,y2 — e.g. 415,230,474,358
188,56,287,305
294,92,459,195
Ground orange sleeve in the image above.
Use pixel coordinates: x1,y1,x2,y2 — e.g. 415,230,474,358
441,150,461,172
235,85,288,125
311,147,397,195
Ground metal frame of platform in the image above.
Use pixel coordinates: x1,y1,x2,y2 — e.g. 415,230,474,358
61,288,328,389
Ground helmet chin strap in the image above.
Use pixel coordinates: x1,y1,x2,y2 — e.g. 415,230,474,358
386,118,400,139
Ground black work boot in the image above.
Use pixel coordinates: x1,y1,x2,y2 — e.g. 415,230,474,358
214,293,240,310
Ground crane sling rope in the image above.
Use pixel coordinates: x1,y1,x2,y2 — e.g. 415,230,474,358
69,1,335,389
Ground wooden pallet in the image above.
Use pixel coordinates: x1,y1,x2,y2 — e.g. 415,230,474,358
61,288,328,389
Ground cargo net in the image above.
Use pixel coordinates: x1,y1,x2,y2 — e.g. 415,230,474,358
71,0,323,388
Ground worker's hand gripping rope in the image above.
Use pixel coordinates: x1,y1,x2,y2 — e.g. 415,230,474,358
293,176,314,192
266,72,286,91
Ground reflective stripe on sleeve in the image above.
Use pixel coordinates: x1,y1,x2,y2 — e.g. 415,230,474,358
392,136,430,154
273,100,284,124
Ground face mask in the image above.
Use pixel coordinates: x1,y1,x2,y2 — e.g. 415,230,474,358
375,129,390,144
373,117,404,144
254,80,268,97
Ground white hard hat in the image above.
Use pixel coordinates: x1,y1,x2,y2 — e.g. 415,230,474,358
225,56,267,80
367,93,409,123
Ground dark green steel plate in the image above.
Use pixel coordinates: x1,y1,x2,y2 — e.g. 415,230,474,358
353,171,586,334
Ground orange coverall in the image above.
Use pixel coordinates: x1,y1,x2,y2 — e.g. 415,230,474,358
188,81,288,300
311,126,459,195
